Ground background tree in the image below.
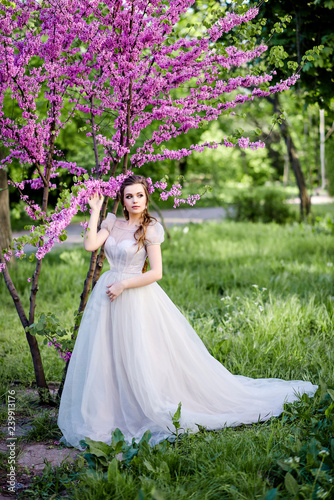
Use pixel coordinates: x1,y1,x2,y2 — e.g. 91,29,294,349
259,0,334,214
159,0,333,214
0,0,303,394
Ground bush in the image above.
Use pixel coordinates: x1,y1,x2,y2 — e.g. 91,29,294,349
312,213,334,235
231,187,294,224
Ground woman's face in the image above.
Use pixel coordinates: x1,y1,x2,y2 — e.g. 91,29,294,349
123,183,147,217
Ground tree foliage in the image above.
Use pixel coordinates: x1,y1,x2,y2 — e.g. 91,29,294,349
0,0,306,390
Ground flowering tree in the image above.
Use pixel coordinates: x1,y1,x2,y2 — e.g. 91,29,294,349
0,0,300,395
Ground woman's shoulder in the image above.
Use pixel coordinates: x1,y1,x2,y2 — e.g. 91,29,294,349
148,218,162,227
146,219,164,245
100,213,116,232
147,219,164,232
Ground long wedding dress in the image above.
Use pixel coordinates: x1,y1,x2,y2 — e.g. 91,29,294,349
58,214,317,449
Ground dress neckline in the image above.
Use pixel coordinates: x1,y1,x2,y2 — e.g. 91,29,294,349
115,221,138,231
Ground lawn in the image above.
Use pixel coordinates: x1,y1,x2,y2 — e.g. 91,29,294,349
0,219,333,499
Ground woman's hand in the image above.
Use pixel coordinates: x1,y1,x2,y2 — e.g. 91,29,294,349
106,281,125,302
88,193,104,211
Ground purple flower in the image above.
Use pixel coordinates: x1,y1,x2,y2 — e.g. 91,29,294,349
0,0,298,266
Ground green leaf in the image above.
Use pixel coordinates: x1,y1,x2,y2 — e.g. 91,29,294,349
83,452,98,469
213,339,227,356
284,472,299,495
172,402,182,430
261,488,278,500
122,445,139,464
107,458,119,483
137,490,145,500
327,389,334,401
111,428,126,449
325,401,334,418
138,430,152,446
277,459,291,472
36,323,44,332
59,234,67,242
84,437,112,459
143,459,155,472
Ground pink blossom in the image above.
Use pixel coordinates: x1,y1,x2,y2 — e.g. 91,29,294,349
0,0,299,264
3,251,12,261
15,249,24,258
47,337,72,362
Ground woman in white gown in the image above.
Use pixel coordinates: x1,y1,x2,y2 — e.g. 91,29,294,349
58,175,317,449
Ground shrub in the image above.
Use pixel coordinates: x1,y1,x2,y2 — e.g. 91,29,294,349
231,187,294,224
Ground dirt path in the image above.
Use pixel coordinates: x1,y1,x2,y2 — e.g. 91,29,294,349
0,388,81,498
12,196,334,251
12,206,228,251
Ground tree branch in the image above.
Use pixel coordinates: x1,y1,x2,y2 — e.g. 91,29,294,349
90,95,101,177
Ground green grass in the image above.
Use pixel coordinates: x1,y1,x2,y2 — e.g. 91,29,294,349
21,390,334,500
1,219,334,499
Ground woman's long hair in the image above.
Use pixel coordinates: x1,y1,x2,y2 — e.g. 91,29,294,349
119,175,157,255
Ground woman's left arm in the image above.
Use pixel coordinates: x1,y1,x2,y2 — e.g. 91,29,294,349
106,244,162,301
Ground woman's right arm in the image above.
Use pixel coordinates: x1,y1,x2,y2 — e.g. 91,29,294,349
84,194,109,252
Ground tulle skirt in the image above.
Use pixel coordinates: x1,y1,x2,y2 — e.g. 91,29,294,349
58,270,318,449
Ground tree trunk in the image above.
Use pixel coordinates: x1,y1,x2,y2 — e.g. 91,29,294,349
273,95,311,216
285,131,311,216
319,109,326,189
92,198,119,289
0,155,12,252
0,256,50,399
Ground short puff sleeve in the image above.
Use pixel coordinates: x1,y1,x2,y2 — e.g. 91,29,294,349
101,213,116,233
145,221,164,246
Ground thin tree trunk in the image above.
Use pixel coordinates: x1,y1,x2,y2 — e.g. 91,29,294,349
283,138,290,186
273,95,311,216
0,255,49,398
92,199,118,289
0,165,12,251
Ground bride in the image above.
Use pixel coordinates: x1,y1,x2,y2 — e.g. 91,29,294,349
58,175,317,449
